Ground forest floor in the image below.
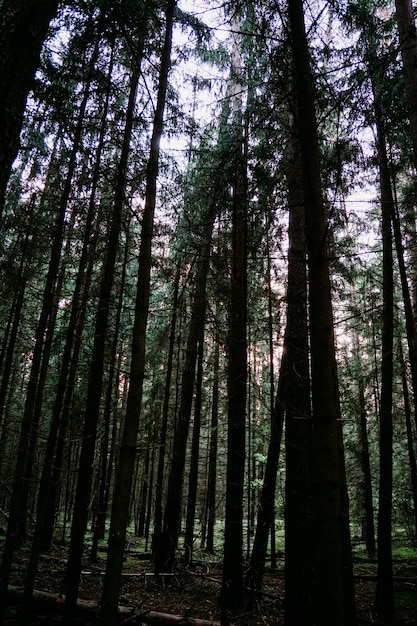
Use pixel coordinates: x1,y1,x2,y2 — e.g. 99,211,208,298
2,536,417,625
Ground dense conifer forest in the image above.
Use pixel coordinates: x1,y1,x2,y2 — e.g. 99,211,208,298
1,0,417,624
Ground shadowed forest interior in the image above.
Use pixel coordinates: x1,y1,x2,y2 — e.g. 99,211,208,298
1,0,417,624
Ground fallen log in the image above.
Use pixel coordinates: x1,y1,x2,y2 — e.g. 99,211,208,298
6,586,229,625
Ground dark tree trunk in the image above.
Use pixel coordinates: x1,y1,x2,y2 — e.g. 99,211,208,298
372,108,395,619
63,60,141,625
247,351,285,602
152,265,181,551
395,0,417,165
98,4,176,624
356,358,376,559
0,197,34,435
155,219,213,573
398,342,417,537
287,1,357,623
201,326,219,554
221,81,247,623
0,0,60,217
284,116,313,626
39,38,114,553
0,57,95,610
90,219,129,562
184,334,204,563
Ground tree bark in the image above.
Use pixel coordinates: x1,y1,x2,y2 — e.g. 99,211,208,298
284,113,313,626
355,352,376,559
247,350,285,602
184,334,204,563
155,222,213,573
152,265,181,549
287,1,357,623
203,335,219,554
98,3,176,623
220,21,248,621
63,60,141,625
371,73,395,621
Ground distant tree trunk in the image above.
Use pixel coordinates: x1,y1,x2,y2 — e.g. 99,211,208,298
220,23,248,621
201,325,219,553
0,196,35,433
90,220,129,562
247,350,285,602
155,220,213,573
398,341,417,537
136,444,151,537
288,1,357,624
0,53,97,609
144,427,156,551
284,115,313,626
355,353,376,559
391,182,417,437
40,39,114,553
63,60,141,625
152,265,181,551
372,108,394,618
98,4,176,624
0,0,60,218
184,333,204,563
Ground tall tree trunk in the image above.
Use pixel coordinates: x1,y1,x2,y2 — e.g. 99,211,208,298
63,60,141,625
391,181,417,436
287,1,357,623
155,220,213,573
39,38,114,552
0,0,60,218
0,45,98,608
98,4,176,623
184,333,204,563
284,114,313,626
202,327,219,554
355,348,376,559
247,350,285,603
398,341,417,538
152,265,181,553
373,115,395,618
90,220,130,562
220,20,248,620
0,196,35,434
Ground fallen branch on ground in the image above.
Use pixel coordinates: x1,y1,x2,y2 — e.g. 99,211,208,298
6,586,230,625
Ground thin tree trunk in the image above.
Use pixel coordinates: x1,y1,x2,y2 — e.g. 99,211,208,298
372,108,395,619
221,22,248,621
98,4,176,623
247,351,285,602
156,222,213,573
287,1,357,623
0,56,95,609
184,334,204,563
152,265,181,552
63,60,141,625
355,350,376,559
202,325,219,553
39,39,114,552
398,341,417,537
90,219,130,562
